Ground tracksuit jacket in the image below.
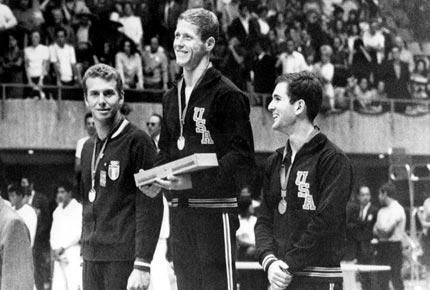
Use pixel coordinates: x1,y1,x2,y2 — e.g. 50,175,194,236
155,67,255,212
255,132,353,283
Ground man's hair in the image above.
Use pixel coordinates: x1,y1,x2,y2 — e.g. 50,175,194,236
379,182,396,197
150,113,163,123
275,71,323,122
55,26,67,37
82,64,123,97
178,8,219,42
56,181,73,193
7,183,26,196
84,112,92,122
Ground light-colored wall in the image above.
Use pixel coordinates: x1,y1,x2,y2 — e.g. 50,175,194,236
1,100,429,155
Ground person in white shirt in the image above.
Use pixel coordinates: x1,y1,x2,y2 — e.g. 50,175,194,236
312,45,335,110
119,2,143,51
7,183,37,247
362,22,385,65
50,182,83,290
0,0,17,32
276,39,309,75
373,182,405,290
256,5,269,36
24,29,49,98
115,39,144,89
50,26,81,87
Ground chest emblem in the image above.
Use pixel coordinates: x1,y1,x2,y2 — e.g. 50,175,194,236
295,171,316,211
193,107,214,145
108,161,120,181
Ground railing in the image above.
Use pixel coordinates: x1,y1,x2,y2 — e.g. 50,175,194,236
1,83,430,117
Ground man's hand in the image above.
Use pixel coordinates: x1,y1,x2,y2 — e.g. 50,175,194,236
139,183,162,198
267,260,292,290
154,174,192,191
127,269,150,290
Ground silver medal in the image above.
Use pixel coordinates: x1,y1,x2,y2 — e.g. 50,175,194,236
177,136,185,150
278,199,287,214
89,188,96,202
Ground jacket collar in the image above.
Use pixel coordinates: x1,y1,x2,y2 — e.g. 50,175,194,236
275,129,327,159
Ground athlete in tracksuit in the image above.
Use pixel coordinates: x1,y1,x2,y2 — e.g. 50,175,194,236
146,8,255,290
255,71,353,290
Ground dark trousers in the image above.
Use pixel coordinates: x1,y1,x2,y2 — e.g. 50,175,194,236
287,278,343,290
33,246,51,290
375,241,404,290
82,260,134,290
171,208,238,290
357,241,375,290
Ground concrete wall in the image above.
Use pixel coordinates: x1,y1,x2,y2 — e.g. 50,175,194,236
1,100,429,155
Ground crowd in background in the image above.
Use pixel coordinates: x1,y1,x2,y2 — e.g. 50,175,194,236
0,0,429,113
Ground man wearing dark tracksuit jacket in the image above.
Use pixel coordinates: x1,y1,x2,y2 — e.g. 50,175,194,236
255,71,353,290
141,8,255,290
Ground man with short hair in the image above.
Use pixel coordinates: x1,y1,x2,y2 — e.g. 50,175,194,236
255,71,353,290
276,39,310,75
146,113,162,152
0,195,34,290
80,63,163,290
141,8,255,290
142,37,169,90
373,182,405,290
8,183,37,247
50,181,82,290
347,185,378,290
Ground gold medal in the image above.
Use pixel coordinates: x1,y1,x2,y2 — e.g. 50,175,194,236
89,188,96,202
278,199,287,215
177,136,185,150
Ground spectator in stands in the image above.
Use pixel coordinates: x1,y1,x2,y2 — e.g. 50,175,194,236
1,32,24,98
346,185,378,290
236,186,257,261
13,0,44,45
373,182,405,290
332,36,349,87
272,12,287,44
220,0,239,34
74,8,97,77
159,0,182,54
347,22,360,52
267,29,279,56
350,38,372,81
50,182,82,290
21,176,51,290
355,77,377,112
363,21,385,76
24,29,49,99
313,45,335,111
345,9,359,27
43,7,75,46
380,45,411,112
221,36,247,90
116,38,143,90
228,2,259,48
95,41,115,67
142,37,168,90
394,35,414,72
256,5,269,36
0,195,34,290
418,194,430,286
298,29,316,62
8,184,37,247
0,0,17,53
252,38,276,96
50,26,81,89
276,38,309,74
119,2,143,51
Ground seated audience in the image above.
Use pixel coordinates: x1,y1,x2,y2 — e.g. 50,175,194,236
115,38,143,89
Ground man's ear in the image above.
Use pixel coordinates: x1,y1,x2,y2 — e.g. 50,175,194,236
205,36,215,52
84,95,89,107
295,99,306,115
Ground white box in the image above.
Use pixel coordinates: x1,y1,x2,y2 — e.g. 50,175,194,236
134,153,219,187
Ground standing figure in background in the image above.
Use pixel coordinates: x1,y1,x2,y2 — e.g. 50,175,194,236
373,182,405,290
7,183,37,247
115,39,144,90
50,182,82,290
347,185,378,290
0,196,34,290
146,113,162,152
418,195,430,288
21,176,51,290
119,2,143,51
142,37,169,90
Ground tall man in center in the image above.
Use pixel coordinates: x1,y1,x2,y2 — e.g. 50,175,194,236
142,8,255,290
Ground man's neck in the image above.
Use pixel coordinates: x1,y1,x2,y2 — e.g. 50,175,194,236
183,57,210,89
15,200,25,211
287,122,315,157
95,113,123,140
62,198,71,208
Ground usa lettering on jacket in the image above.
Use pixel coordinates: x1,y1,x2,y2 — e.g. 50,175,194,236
193,107,214,145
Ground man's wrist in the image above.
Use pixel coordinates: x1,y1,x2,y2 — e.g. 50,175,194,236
134,258,151,272
262,253,278,272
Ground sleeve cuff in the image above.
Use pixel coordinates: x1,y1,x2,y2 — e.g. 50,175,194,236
134,260,151,272
261,253,277,272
